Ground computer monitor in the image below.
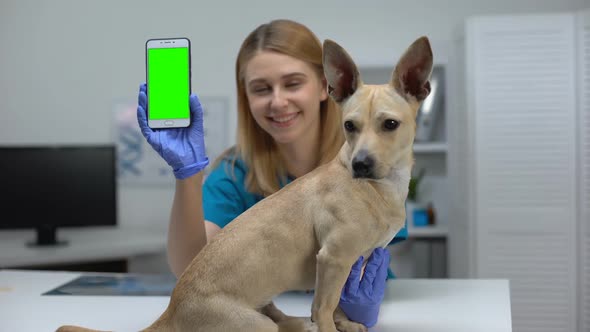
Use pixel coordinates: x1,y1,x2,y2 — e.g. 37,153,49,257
0,145,117,247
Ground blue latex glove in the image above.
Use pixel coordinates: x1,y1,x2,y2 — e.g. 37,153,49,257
137,83,209,179
339,247,390,328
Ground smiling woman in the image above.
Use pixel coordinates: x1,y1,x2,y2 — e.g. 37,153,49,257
244,51,327,148
232,20,344,194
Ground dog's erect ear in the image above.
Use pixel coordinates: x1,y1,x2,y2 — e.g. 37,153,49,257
323,39,361,103
390,36,433,102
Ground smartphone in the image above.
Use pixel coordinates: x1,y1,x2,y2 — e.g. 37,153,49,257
145,38,191,128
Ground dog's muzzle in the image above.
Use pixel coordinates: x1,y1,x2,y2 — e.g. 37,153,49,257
352,151,376,179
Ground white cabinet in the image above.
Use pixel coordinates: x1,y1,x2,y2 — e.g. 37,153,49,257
577,9,590,332
448,10,590,332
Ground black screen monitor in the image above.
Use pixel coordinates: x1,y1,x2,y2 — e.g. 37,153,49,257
0,145,117,246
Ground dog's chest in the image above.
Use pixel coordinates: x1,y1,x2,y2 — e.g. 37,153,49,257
371,191,408,248
380,223,403,247
372,180,409,246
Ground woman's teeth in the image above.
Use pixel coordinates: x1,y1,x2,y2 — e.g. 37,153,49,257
273,113,298,123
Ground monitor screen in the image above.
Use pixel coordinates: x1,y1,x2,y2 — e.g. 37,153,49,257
0,145,117,245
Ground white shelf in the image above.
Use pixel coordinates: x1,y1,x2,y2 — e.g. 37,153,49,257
407,225,448,238
413,142,448,153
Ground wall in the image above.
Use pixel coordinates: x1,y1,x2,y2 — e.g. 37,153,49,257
1,0,586,269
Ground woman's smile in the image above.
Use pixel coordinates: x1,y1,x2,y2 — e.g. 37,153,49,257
268,112,300,128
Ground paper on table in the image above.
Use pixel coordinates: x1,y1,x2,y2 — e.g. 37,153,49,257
43,273,176,296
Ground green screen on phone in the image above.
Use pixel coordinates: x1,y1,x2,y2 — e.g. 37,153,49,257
147,47,190,120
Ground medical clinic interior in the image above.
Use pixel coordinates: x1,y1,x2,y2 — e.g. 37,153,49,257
1,1,589,331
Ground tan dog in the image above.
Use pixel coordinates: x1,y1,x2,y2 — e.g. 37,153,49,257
57,36,432,332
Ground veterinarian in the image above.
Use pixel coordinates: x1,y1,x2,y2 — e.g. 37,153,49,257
137,19,407,328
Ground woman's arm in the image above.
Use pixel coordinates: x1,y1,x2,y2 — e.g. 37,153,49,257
167,172,221,277
136,84,213,277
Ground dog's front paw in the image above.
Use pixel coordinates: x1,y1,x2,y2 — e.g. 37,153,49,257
335,320,368,332
275,317,319,332
302,318,319,332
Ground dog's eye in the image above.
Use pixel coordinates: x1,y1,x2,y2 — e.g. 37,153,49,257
344,121,356,132
383,119,400,131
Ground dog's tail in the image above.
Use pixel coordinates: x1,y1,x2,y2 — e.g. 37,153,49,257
56,310,173,332
56,320,173,332
55,326,107,332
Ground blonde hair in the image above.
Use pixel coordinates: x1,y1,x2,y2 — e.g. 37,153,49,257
215,19,344,197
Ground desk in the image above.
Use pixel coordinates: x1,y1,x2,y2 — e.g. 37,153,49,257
0,270,512,332
0,226,167,271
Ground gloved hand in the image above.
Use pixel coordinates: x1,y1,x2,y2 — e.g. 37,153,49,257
339,247,390,328
137,83,209,179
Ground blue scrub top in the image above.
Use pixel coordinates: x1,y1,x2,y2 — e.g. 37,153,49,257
202,155,407,278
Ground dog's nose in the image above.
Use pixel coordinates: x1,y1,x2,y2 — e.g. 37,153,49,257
352,152,375,178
